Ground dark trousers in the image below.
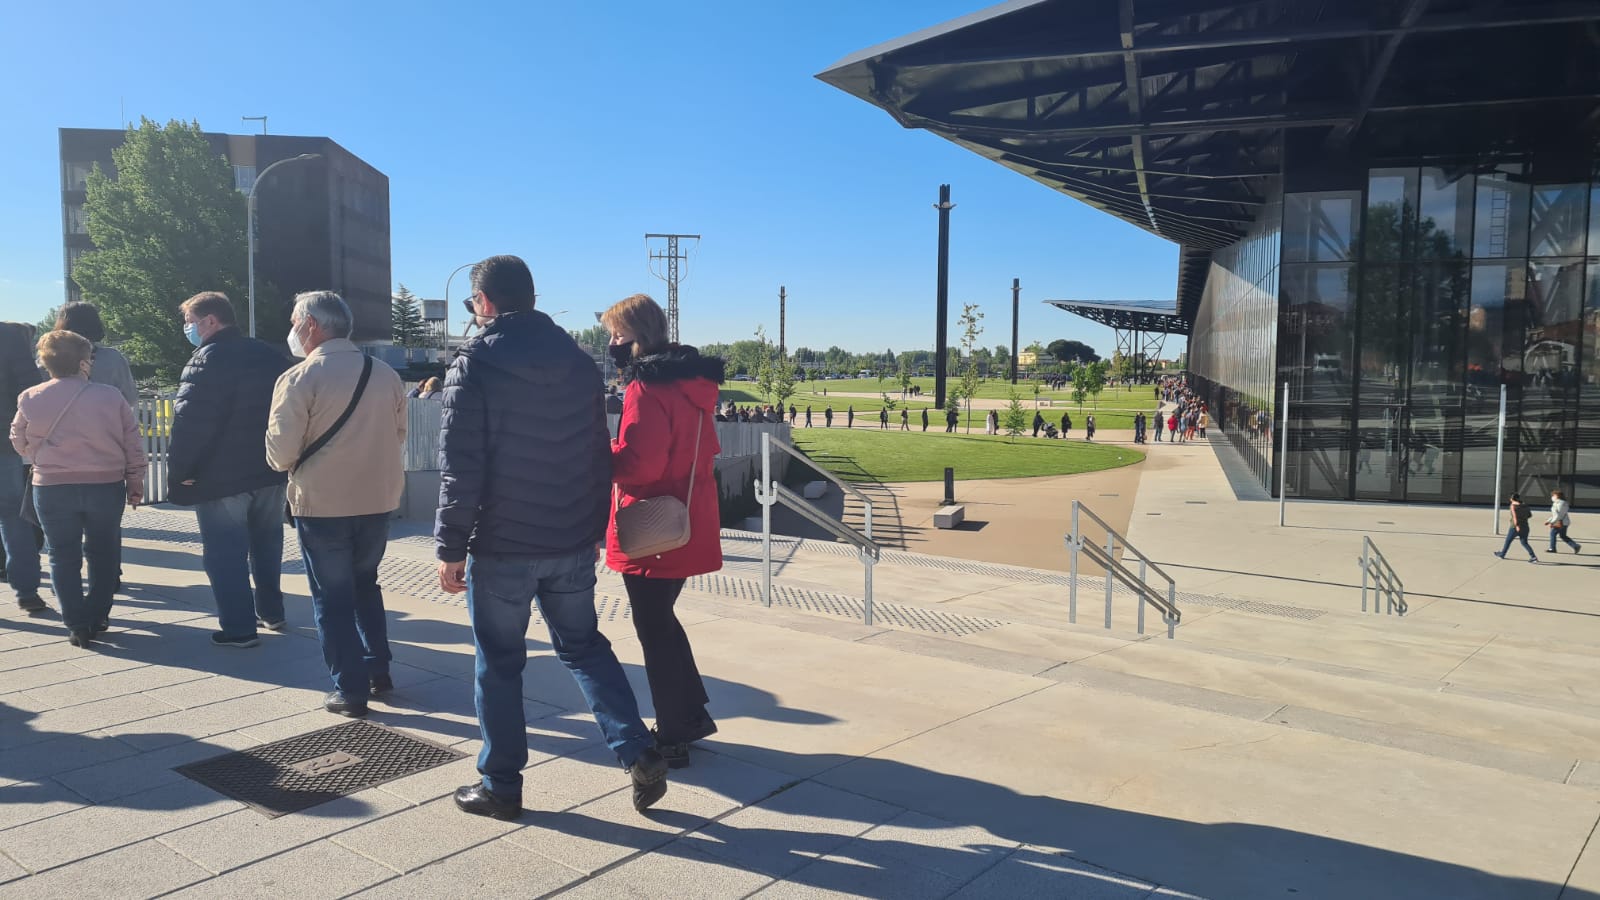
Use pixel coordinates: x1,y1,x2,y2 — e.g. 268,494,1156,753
35,482,122,632
622,573,712,741
195,483,286,639
1499,525,1537,560
296,513,392,697
1549,524,1580,552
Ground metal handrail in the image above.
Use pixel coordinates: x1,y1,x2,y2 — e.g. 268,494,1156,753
1066,500,1180,638
757,432,881,625
1360,536,1406,616
764,435,873,539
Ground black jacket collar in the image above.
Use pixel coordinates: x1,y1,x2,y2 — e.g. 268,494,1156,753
624,345,726,385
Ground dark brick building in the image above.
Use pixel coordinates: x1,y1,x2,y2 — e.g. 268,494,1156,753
60,128,392,342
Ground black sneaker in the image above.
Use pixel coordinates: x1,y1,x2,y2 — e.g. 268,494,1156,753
17,594,46,614
323,691,368,718
67,630,94,648
628,747,669,812
211,632,260,649
369,672,394,697
453,783,522,821
257,618,286,632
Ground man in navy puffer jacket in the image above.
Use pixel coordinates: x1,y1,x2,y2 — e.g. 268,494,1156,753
436,255,666,823
168,292,291,648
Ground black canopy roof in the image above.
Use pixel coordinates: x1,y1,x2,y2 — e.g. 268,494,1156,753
819,0,1600,330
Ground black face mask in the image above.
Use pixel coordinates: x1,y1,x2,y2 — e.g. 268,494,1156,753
608,344,633,368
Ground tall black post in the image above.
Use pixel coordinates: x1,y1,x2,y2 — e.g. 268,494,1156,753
1010,277,1020,385
934,184,953,410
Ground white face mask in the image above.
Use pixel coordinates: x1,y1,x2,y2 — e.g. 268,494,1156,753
288,321,308,358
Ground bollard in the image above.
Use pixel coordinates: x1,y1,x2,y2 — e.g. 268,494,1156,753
943,467,955,506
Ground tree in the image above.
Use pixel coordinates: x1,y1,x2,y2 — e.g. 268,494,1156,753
772,345,798,413
1087,361,1108,409
897,358,914,399
1047,339,1100,364
1003,387,1028,442
37,306,61,335
1071,365,1091,411
993,343,1011,379
753,327,775,401
72,118,257,381
391,284,428,348
957,303,984,432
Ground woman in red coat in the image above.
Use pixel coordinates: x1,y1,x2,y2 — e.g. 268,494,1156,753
602,294,725,768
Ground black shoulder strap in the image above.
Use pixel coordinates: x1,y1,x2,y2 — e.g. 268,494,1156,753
292,356,373,474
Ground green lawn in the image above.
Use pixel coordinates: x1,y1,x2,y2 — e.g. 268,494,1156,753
788,427,1144,483
720,383,1157,431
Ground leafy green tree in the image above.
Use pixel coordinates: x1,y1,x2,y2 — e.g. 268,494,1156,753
72,118,257,380
958,303,984,432
753,326,775,401
37,306,61,335
391,284,428,348
1071,365,1091,411
1088,360,1109,409
1003,387,1028,442
772,345,797,412
896,359,914,399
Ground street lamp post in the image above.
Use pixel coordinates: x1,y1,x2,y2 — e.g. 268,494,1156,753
247,153,320,338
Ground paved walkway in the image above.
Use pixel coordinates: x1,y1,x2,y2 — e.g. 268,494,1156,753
4,434,1600,897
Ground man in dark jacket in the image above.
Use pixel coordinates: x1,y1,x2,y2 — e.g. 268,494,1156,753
436,255,664,823
1033,410,1045,438
0,322,44,612
921,407,929,431
170,293,290,647
945,406,958,433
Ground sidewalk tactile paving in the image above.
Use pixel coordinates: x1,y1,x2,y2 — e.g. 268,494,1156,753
175,720,464,818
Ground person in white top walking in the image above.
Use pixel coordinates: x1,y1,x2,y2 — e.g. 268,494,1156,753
1545,490,1581,555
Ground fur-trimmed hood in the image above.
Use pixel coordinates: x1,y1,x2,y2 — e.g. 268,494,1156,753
624,345,727,386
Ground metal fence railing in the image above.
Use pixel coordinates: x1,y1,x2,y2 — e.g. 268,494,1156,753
1359,536,1406,616
1066,500,1181,638
404,398,444,471
134,395,174,504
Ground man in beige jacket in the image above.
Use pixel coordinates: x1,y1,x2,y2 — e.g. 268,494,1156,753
266,291,407,718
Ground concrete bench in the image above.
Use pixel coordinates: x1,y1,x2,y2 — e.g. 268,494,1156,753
934,505,965,529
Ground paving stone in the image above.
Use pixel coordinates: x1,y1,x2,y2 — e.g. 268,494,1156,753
349,839,582,898
47,650,150,676
373,754,484,806
948,846,1158,899
158,788,413,874
0,779,87,831
519,742,645,807
0,627,64,649
668,746,799,806
144,674,294,710
99,691,306,751
0,849,25,884
52,729,261,804
0,693,179,750
331,796,526,873
164,837,397,899
0,838,211,898
0,659,98,695
680,781,903,879
0,640,101,674
852,810,1021,882
755,841,966,900
504,779,735,875
1,728,142,782
20,664,211,709
556,841,774,899
0,778,242,872
232,709,338,744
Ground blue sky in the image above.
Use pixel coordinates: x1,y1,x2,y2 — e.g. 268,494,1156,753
0,0,1183,359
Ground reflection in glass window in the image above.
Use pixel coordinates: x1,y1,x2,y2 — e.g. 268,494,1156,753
64,204,87,234
1365,169,1415,263
63,161,93,192
1472,172,1530,258
1524,261,1585,384
234,165,256,193
1466,262,1525,396
1281,263,1355,404
1410,262,1470,403
1284,191,1360,263
1417,169,1473,259
1529,186,1588,257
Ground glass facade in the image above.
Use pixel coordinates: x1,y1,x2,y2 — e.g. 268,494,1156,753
1193,160,1600,508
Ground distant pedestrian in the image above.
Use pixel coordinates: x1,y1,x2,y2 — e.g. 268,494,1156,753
878,407,888,430
789,404,796,422
1062,412,1072,438
1153,411,1163,441
169,292,292,647
921,408,929,431
1085,415,1096,441
10,330,146,647
987,409,998,435
266,291,406,717
1032,411,1044,438
1168,413,1178,441
825,406,833,427
1198,409,1209,438
804,406,812,427
1493,493,1539,563
945,407,957,433
1546,490,1581,554
900,408,909,430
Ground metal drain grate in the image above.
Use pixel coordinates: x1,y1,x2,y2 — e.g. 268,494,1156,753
176,720,464,818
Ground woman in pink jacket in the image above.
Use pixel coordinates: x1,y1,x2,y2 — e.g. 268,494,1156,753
10,331,146,647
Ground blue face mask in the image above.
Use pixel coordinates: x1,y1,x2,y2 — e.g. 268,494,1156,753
184,322,202,347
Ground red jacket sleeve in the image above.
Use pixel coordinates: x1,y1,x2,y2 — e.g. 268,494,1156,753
611,384,671,487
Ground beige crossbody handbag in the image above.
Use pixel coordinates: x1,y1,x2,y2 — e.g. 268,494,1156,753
613,412,706,557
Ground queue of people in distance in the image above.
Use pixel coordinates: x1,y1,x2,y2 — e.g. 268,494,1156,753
1148,374,1208,445
0,257,727,825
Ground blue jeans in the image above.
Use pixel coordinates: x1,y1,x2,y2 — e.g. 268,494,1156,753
34,482,123,632
194,484,287,639
296,513,392,698
0,455,40,597
467,548,652,800
1499,525,1537,559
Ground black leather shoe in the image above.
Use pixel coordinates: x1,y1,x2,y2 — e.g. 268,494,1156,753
67,630,94,648
17,593,45,614
369,673,394,697
454,783,522,821
324,691,368,718
629,747,669,812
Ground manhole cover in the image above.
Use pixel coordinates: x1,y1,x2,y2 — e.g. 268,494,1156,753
176,720,464,818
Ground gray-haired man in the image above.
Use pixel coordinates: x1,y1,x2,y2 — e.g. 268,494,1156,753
266,292,407,717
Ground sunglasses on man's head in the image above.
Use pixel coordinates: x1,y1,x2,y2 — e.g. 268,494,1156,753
462,298,476,315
